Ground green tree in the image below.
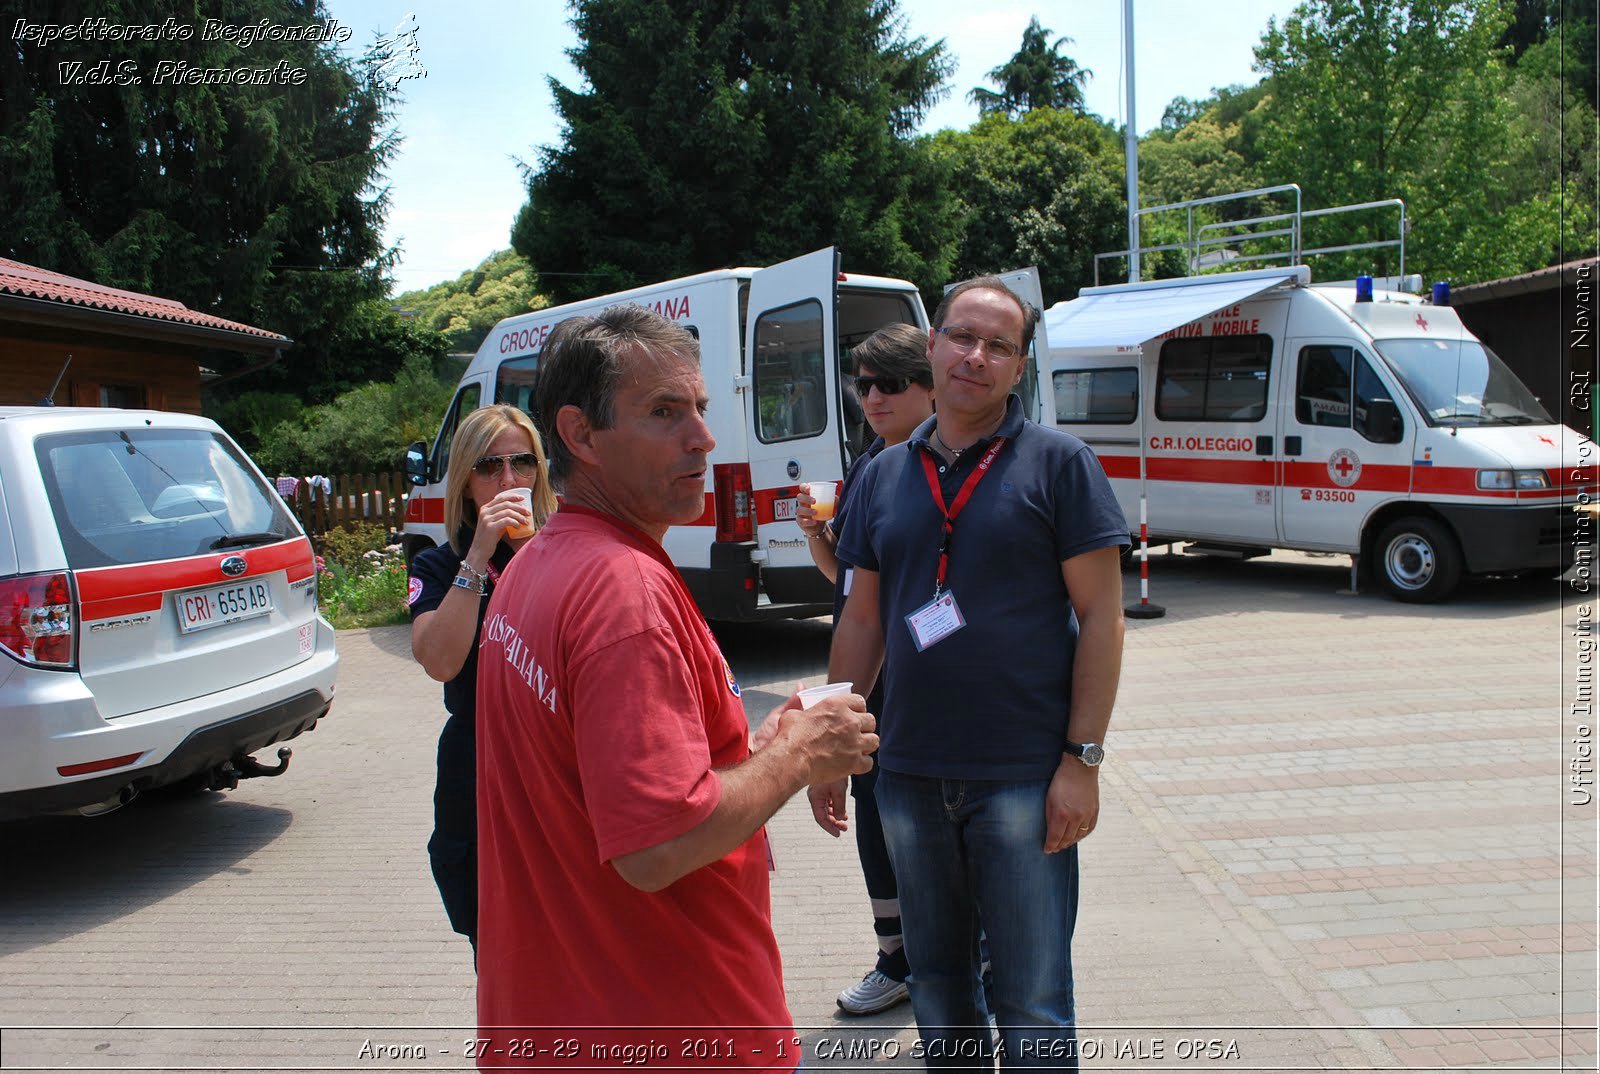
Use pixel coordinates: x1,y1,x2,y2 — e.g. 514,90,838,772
968,16,1092,118
1254,0,1584,283
512,0,956,305
0,0,397,401
1137,84,1273,276
254,352,454,475
204,298,447,451
393,249,548,353
1139,114,1262,210
929,109,1125,304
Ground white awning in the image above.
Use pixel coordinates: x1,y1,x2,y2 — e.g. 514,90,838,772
1042,268,1305,351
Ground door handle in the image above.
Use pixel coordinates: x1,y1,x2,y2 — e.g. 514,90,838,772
1283,435,1303,456
1256,435,1273,456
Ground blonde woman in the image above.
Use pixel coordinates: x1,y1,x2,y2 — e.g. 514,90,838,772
408,404,557,954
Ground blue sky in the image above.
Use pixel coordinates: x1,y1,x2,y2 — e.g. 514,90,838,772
320,1,1301,295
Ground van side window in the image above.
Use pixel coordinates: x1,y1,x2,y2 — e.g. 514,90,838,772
1296,346,1404,444
432,383,482,477
1053,368,1138,424
495,356,540,420
753,300,827,443
1156,335,1271,422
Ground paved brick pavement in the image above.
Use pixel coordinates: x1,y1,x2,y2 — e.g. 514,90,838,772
0,550,1593,1072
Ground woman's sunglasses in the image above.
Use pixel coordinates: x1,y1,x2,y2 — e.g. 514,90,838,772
854,375,912,396
472,452,540,478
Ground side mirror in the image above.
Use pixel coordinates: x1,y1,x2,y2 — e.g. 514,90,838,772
404,441,430,487
1364,398,1404,444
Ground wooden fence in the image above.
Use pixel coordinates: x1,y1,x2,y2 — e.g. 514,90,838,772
276,472,409,539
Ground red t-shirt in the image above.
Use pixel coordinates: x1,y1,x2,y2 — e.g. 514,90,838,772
475,506,796,1069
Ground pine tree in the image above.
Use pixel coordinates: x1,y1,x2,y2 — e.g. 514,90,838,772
512,0,956,304
967,17,1092,118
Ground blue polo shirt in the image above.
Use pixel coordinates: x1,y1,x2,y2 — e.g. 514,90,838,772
835,395,1129,780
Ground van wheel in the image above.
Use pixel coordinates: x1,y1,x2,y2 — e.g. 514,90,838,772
1375,517,1462,603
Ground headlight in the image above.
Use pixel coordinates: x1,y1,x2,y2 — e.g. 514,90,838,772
1515,469,1550,490
1477,469,1551,490
1477,469,1513,489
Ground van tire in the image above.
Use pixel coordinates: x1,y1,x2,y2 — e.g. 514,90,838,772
1375,516,1462,603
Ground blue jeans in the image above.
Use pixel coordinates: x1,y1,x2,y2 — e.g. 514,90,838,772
876,770,1078,1072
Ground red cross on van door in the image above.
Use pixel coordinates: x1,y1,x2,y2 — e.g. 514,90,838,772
1335,454,1356,478
1415,313,1430,331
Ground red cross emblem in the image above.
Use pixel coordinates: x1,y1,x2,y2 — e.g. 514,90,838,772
1328,448,1362,487
1538,435,1555,446
1414,313,1430,331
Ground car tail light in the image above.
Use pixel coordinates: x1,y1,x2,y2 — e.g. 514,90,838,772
713,463,754,543
0,571,77,669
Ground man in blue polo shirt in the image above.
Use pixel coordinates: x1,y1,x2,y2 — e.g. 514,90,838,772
820,276,1128,1070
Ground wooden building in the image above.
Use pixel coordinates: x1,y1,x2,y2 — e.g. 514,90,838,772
0,257,290,414
1452,257,1596,437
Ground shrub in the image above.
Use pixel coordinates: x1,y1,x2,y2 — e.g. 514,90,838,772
255,353,454,475
315,522,410,629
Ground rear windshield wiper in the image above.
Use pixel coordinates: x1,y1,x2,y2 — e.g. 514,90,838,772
210,532,287,550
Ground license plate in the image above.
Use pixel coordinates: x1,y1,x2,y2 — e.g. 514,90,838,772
773,497,798,521
176,580,274,633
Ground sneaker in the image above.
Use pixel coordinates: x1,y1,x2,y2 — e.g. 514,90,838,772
836,969,910,1015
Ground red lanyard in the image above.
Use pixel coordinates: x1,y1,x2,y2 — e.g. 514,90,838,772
919,436,1007,595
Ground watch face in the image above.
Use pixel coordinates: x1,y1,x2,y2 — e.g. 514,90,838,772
1081,743,1105,766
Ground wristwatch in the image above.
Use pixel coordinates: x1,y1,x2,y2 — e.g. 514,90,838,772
1065,741,1105,766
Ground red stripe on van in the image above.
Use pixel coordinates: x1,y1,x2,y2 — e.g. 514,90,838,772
76,537,314,621
1411,468,1517,498
1282,461,1414,493
1093,455,1278,485
1095,454,1543,501
406,496,445,524
1150,457,1277,485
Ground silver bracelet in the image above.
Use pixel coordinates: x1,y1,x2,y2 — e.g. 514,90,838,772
452,570,486,595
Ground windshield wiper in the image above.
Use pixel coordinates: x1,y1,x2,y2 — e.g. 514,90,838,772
210,532,287,550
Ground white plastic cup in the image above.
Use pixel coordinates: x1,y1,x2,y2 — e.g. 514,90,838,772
504,487,537,539
797,681,854,707
805,480,839,521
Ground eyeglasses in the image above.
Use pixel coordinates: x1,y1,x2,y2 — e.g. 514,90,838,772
472,452,540,478
936,326,1023,361
854,375,913,396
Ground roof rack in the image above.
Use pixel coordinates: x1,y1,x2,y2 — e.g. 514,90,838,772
1094,184,1407,286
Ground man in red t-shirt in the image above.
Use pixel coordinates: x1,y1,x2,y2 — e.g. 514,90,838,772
475,306,879,1069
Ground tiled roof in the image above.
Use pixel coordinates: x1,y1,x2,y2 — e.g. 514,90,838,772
0,256,289,342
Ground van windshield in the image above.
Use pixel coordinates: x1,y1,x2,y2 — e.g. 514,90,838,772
36,428,297,569
1374,337,1552,427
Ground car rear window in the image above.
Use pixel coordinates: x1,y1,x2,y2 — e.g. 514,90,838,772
34,428,297,569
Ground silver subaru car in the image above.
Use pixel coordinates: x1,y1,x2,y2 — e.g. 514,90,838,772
0,407,337,818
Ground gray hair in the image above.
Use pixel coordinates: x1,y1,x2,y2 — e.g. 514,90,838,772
535,304,700,485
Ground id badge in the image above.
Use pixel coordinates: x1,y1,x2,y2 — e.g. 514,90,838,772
905,590,966,652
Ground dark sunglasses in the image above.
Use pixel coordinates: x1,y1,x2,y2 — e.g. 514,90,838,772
855,375,913,396
472,452,540,478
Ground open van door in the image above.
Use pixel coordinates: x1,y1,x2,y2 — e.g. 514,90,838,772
741,247,841,608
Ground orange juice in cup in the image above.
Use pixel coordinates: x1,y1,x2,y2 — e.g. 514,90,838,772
505,487,538,539
806,481,838,521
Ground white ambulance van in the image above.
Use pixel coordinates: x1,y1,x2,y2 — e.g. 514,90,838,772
403,249,1050,621
1043,263,1590,602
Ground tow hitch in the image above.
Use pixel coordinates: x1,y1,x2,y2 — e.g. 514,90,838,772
209,747,292,790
